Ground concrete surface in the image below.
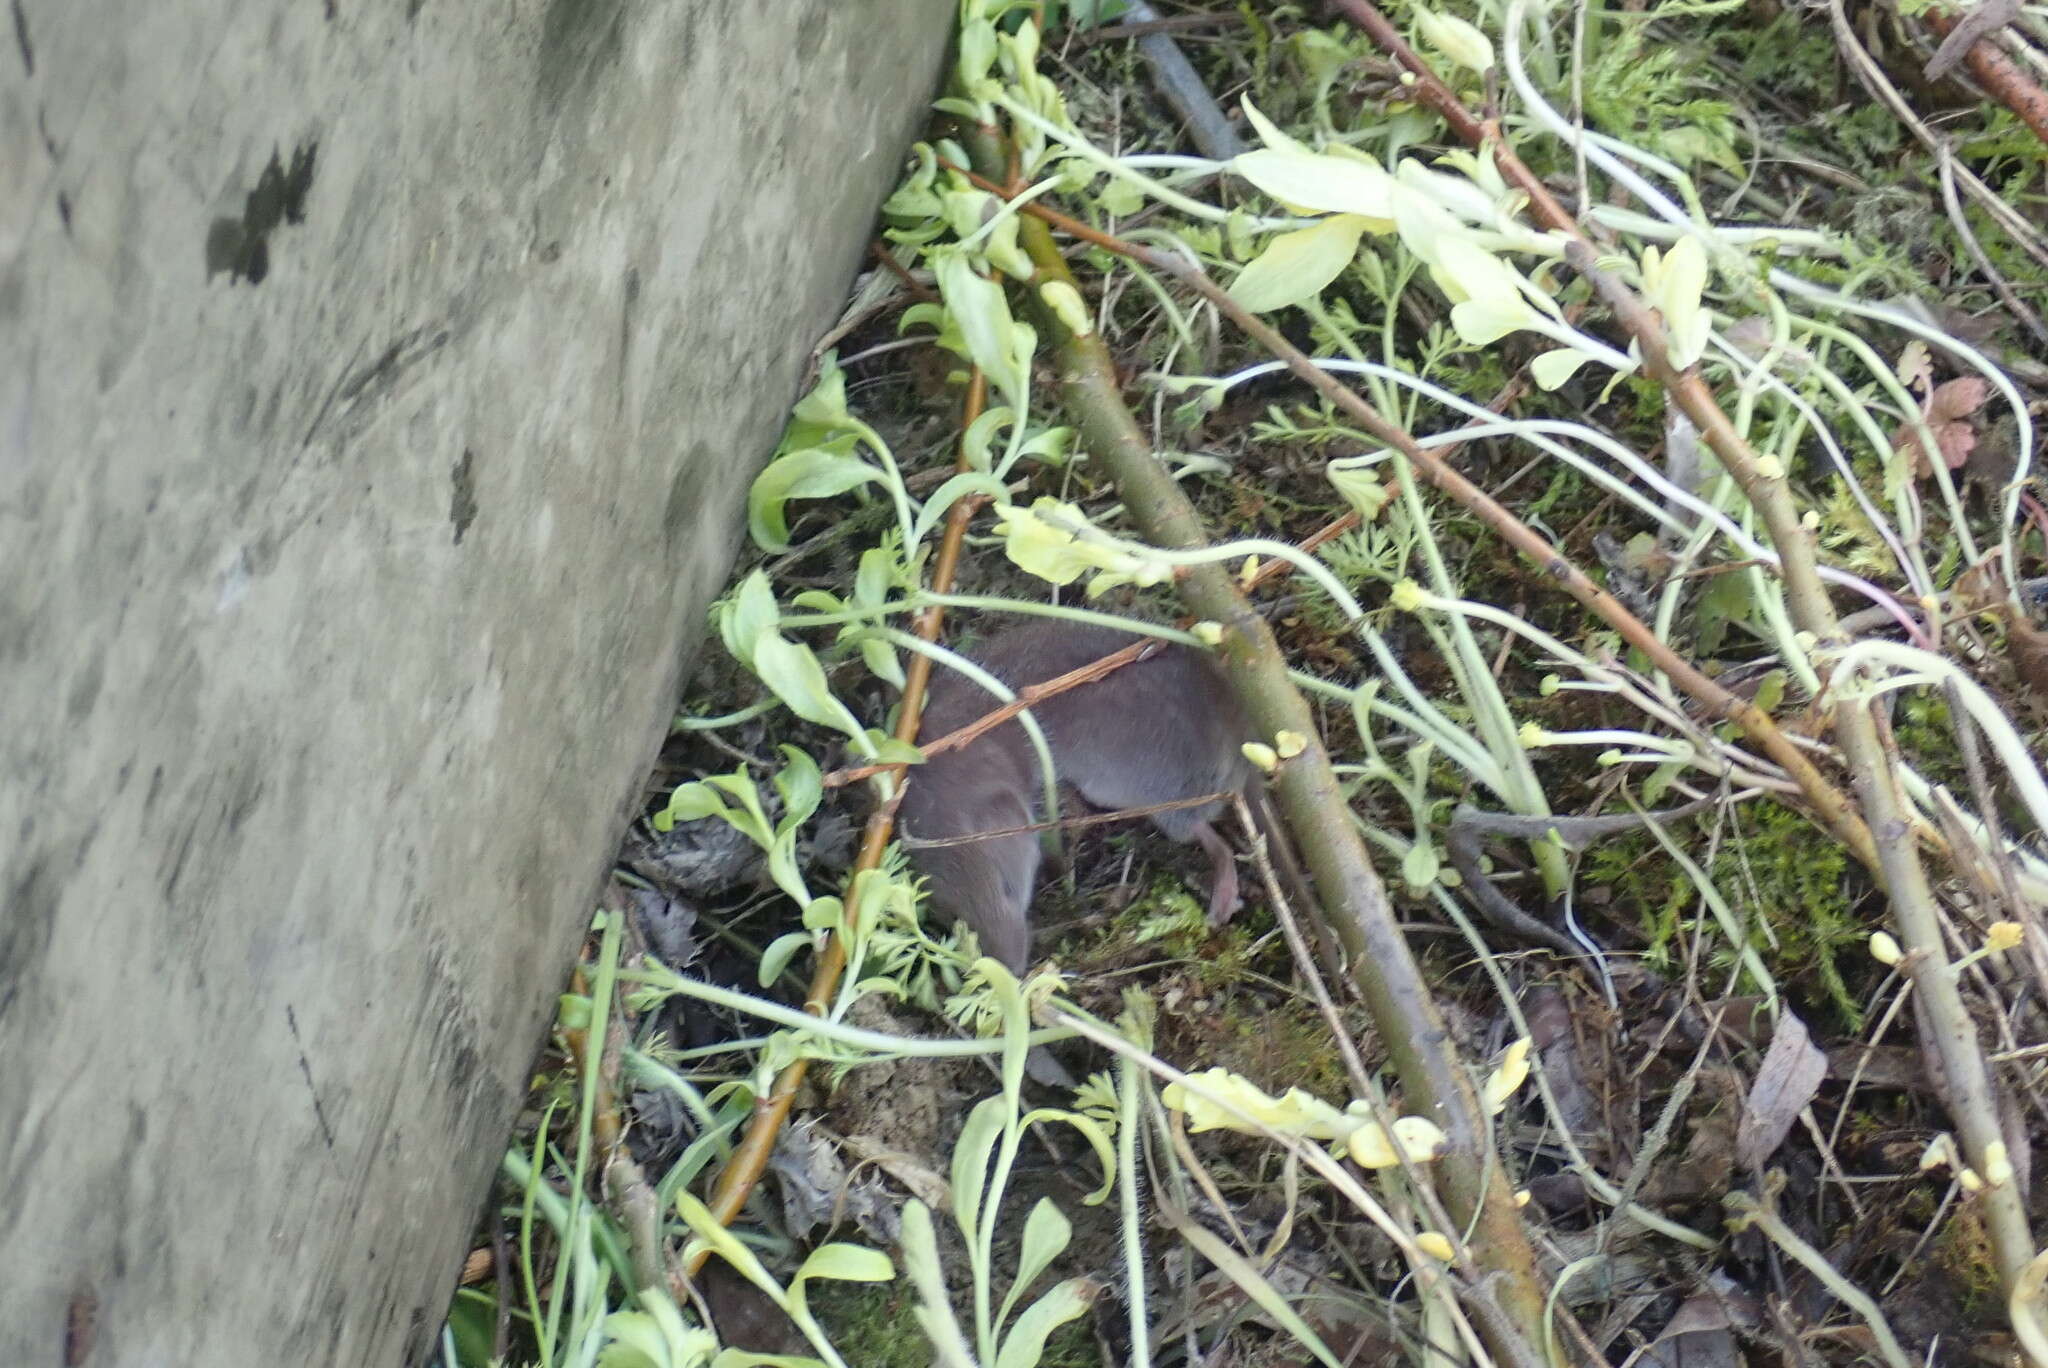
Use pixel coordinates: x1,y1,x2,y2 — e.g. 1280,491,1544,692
0,1,946,1363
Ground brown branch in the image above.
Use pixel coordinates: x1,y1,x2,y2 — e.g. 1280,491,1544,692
688,370,991,1267
1926,3,2048,148
820,636,1156,787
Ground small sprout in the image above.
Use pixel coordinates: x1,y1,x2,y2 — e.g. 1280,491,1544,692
1514,1189,1532,1208
1414,9,1495,74
1327,460,1392,521
1242,741,1280,773
1960,1167,1985,1193
1870,931,1903,966
1596,748,1624,766
1239,555,1261,584
1920,1132,1960,1172
1986,1141,2015,1188
1519,721,1552,749
1389,578,1426,612
1755,453,1786,480
1954,919,2027,972
1398,70,1417,85
1794,630,1818,652
1539,674,1562,697
1482,1037,1533,1115
1274,730,1307,759
1638,236,1711,370
1414,1231,1458,1261
1191,620,1225,646
1801,509,1820,530
1038,280,1094,337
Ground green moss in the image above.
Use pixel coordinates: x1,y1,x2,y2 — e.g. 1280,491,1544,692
806,1281,944,1368
1583,802,1867,1024
808,1280,1101,1367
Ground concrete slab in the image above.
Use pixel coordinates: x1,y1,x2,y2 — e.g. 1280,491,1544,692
0,1,946,1362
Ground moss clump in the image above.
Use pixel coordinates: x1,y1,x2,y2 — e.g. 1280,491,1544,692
807,1279,1100,1367
1584,802,1866,1024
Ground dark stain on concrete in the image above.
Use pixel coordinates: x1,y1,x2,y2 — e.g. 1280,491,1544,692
535,0,624,113
205,142,319,286
449,449,477,545
0,854,57,1027
10,0,30,77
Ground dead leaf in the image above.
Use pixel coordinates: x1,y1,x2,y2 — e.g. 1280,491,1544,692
2007,606,2048,704
1894,340,1932,393
1736,1009,1827,1169
1892,376,1990,480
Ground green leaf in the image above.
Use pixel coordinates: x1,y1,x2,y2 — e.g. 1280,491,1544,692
859,636,905,690
773,746,823,833
950,1095,1010,1239
900,1203,978,1368
599,1302,720,1368
1402,839,1441,891
853,545,896,609
719,571,781,669
994,1278,1097,1368
705,770,775,848
751,633,864,740
790,354,852,430
1164,1209,1346,1368
799,896,845,934
796,1243,895,1284
676,1191,789,1307
934,249,1030,412
909,471,1010,550
758,932,811,987
998,1198,1071,1329
960,405,1015,471
658,781,729,831
1530,346,1598,390
708,1352,821,1368
789,589,845,615
1230,215,1369,313
1232,146,1394,223
869,734,925,766
748,443,883,552
1019,1108,1116,1204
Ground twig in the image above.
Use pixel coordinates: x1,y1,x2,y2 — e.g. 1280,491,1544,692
820,637,1156,787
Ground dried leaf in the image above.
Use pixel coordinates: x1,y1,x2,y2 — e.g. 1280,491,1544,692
1736,1009,1827,1168
2008,607,2048,704
1892,375,1990,479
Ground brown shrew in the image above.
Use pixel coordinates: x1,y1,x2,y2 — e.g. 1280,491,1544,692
897,619,1257,969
